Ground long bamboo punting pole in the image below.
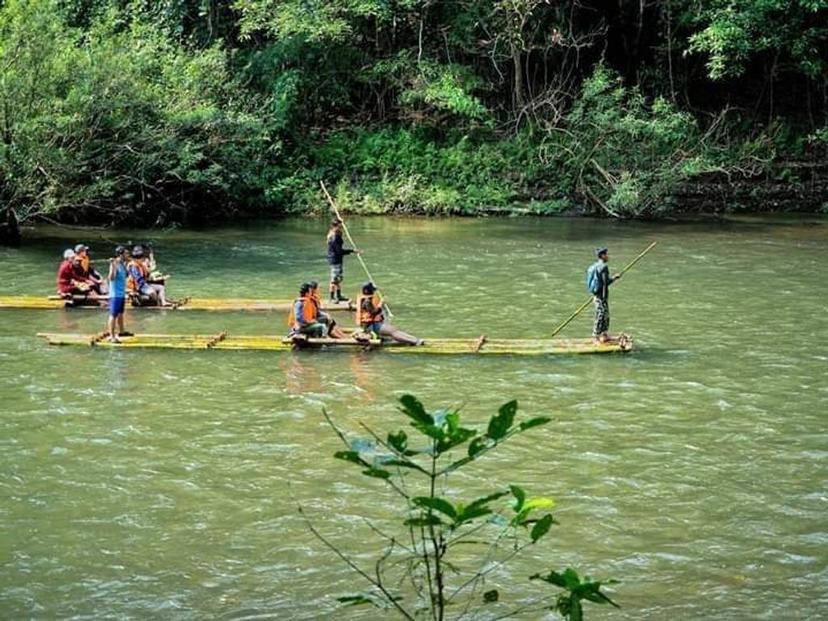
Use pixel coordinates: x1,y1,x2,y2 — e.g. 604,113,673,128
320,180,394,317
548,241,658,339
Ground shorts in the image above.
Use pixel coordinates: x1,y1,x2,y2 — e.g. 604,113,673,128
330,264,343,284
109,296,126,317
363,321,384,335
139,284,155,296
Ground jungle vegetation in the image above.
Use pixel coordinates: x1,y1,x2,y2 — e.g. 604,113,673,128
0,0,826,224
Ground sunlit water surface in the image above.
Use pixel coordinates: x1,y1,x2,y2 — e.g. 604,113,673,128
1,216,826,619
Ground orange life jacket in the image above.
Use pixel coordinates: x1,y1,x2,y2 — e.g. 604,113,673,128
79,254,91,274
357,293,384,325
287,295,318,329
126,260,147,292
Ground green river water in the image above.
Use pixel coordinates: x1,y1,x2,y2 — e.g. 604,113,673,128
1,216,826,619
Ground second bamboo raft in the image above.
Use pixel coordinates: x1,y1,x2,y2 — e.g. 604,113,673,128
37,332,633,355
0,295,354,312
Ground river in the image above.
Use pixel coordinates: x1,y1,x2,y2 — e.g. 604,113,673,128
1,216,826,619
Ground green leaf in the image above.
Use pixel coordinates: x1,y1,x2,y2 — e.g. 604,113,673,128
510,485,526,512
436,427,476,454
530,570,567,587
483,589,499,603
561,568,582,590
530,514,554,542
382,458,427,473
362,467,391,479
524,497,556,512
399,394,432,425
387,430,408,453
518,416,551,431
445,411,460,432
453,503,492,527
468,436,488,458
413,496,457,519
334,451,367,466
414,423,446,441
467,490,509,512
487,400,518,440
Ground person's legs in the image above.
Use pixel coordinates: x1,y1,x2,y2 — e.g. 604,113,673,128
379,322,423,345
593,298,610,342
600,300,611,341
300,323,326,338
107,298,121,342
152,284,169,306
139,284,158,305
115,298,132,335
330,264,344,301
592,297,603,342
320,313,345,338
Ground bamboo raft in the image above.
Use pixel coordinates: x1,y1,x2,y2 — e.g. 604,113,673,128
37,332,633,355
0,295,354,312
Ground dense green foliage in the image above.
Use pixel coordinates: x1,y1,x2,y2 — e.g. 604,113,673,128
0,0,825,223
314,394,619,619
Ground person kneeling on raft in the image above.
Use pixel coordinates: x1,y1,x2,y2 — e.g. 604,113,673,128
288,282,330,338
309,280,346,338
357,282,423,345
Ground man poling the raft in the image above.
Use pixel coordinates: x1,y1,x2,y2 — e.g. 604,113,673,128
587,247,621,344
357,282,423,346
549,241,658,344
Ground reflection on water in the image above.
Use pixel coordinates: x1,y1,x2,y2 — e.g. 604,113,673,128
1,215,827,619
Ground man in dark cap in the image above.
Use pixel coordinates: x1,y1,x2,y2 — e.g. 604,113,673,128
357,282,423,345
586,247,621,343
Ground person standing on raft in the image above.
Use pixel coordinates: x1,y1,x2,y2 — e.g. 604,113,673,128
357,282,423,345
106,245,133,343
327,220,361,303
586,247,621,344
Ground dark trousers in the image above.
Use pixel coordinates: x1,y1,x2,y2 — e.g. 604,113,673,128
593,297,610,336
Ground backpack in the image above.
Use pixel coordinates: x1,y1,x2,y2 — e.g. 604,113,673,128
586,263,601,295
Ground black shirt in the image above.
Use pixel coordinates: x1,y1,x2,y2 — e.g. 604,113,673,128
327,232,353,265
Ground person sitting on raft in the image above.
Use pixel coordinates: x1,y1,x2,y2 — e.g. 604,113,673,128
127,246,171,306
141,245,168,285
56,249,103,300
308,280,346,338
74,243,108,295
357,282,423,345
288,283,329,338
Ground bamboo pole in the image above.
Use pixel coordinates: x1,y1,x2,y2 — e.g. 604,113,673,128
319,181,394,318
548,241,658,339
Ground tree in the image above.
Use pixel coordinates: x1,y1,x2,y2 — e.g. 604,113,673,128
304,395,619,619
